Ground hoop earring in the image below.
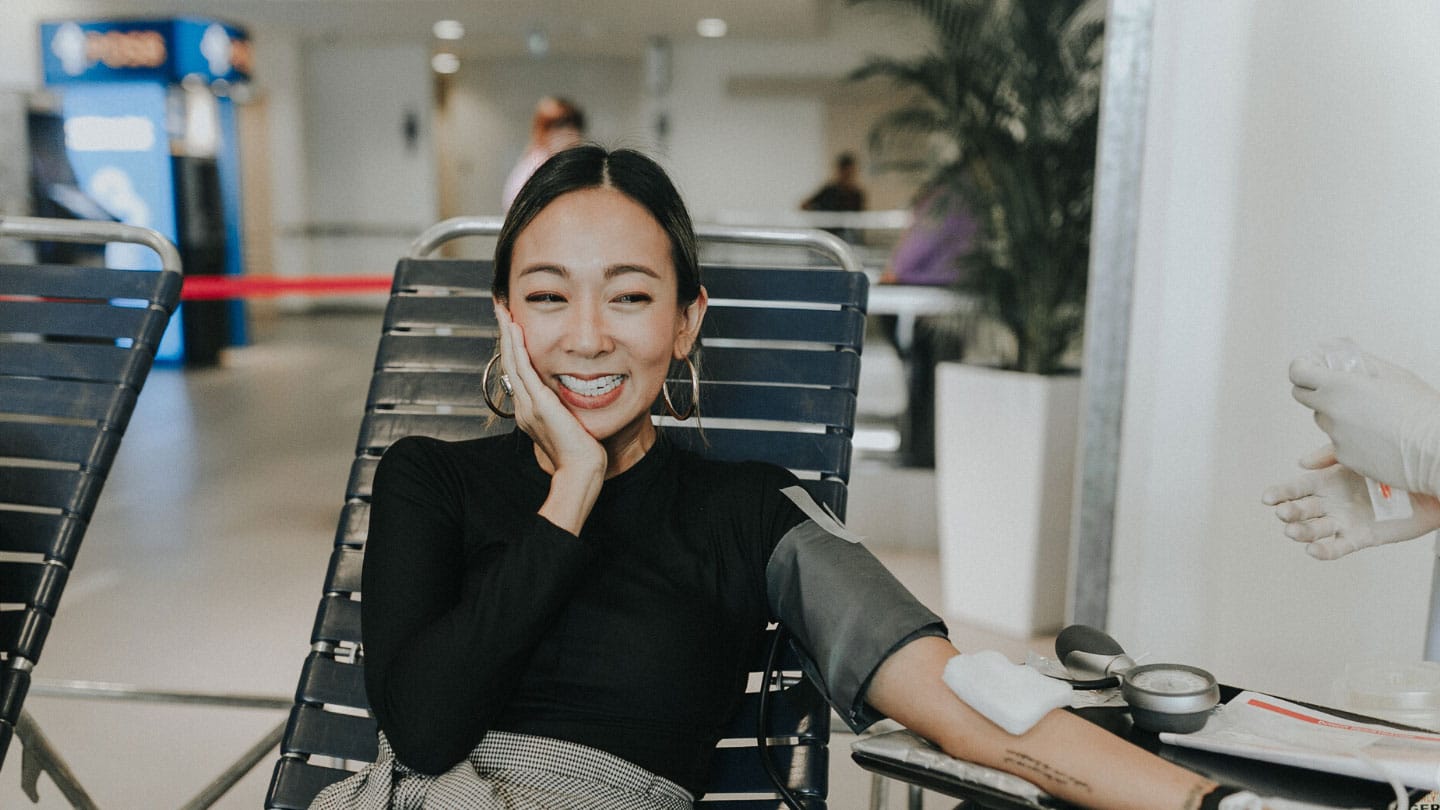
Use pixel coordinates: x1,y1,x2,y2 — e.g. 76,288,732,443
481,354,514,419
662,356,700,421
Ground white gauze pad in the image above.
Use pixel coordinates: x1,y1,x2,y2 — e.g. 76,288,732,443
942,650,1073,736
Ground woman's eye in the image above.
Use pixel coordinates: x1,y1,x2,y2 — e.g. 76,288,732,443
614,293,653,304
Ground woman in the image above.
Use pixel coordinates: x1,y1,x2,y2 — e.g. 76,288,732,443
316,146,1244,810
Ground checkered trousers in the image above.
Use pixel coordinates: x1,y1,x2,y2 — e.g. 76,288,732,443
309,730,695,809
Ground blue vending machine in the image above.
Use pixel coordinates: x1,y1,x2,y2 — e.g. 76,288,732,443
38,17,252,365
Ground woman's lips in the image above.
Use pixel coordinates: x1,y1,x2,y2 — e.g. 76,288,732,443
555,373,627,410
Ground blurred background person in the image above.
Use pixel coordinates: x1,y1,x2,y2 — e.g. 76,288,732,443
802,151,866,243
879,183,976,467
502,96,586,211
802,150,867,214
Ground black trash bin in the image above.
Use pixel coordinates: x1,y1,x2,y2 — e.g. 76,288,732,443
172,154,230,367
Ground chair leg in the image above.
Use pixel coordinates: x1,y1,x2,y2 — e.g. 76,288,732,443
869,772,889,809
176,718,287,810
14,709,100,809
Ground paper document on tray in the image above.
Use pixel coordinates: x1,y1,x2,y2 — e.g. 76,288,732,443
1159,691,1440,789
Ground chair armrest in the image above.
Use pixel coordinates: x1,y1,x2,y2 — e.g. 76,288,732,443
848,728,1061,810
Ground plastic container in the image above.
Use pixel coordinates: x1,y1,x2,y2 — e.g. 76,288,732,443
1336,659,1440,731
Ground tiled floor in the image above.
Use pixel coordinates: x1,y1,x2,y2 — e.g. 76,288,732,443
0,309,1050,809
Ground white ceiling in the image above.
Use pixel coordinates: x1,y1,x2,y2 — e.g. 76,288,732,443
63,0,834,58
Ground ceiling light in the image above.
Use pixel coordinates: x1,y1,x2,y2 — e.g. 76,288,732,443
527,28,549,58
431,52,460,74
433,20,464,40
696,18,727,38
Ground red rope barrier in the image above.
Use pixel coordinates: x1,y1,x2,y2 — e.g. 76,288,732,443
180,275,393,300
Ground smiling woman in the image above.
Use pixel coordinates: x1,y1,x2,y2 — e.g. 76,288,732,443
501,184,705,482
312,146,1240,810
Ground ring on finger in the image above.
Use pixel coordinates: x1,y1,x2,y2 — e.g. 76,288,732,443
499,373,513,396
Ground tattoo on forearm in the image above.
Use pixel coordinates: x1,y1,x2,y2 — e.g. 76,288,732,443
1001,749,1092,793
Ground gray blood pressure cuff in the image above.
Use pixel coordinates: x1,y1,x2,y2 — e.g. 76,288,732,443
765,488,947,732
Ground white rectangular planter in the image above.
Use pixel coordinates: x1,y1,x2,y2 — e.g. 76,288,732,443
934,363,1080,639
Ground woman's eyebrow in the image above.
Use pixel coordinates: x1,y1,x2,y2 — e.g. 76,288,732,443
515,263,660,280
604,264,660,280
516,263,567,279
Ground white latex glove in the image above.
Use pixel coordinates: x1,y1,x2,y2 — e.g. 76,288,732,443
1262,451,1440,560
1289,348,1440,498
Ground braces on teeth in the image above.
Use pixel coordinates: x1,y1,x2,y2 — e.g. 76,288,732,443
559,374,625,396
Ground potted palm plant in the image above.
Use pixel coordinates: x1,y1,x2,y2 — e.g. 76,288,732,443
851,0,1104,637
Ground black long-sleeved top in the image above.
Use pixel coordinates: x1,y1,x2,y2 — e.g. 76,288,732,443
361,430,816,795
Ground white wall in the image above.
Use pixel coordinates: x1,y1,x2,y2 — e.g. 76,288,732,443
1112,0,1440,704
300,41,437,281
663,5,929,221
303,42,436,229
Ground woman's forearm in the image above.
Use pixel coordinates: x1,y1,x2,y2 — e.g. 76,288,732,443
538,465,604,536
866,636,1217,810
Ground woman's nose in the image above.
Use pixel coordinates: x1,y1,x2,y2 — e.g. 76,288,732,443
564,303,613,356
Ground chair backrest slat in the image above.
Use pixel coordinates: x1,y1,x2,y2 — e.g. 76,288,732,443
664,428,854,482
0,378,133,423
333,503,369,547
394,259,485,290
384,296,492,331
0,343,150,384
269,237,865,809
374,335,491,371
0,263,178,302
700,263,867,305
0,423,123,470
310,595,362,647
357,412,492,452
0,300,155,341
698,347,860,388
700,307,866,347
282,704,379,763
297,653,367,709
0,467,93,514
268,759,354,810
0,514,86,562
325,547,365,595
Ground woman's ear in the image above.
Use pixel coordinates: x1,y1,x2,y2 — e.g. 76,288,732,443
674,286,708,359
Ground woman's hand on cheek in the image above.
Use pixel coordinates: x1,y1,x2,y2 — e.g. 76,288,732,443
494,305,607,483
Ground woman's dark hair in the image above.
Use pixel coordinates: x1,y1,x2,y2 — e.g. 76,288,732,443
493,145,701,309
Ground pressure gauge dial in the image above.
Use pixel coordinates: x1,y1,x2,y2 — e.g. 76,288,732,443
1121,663,1221,734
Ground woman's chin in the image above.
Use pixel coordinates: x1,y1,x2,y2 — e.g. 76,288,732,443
578,410,655,449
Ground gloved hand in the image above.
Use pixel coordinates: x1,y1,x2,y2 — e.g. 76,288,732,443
1289,348,1440,498
1262,450,1440,560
